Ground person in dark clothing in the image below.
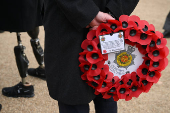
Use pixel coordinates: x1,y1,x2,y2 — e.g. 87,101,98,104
0,0,45,98
43,0,139,112
163,11,170,38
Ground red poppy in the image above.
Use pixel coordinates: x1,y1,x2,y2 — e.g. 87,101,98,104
139,78,153,93
138,33,153,45
103,50,107,54
148,46,169,61
119,15,129,23
96,71,114,92
79,51,88,63
155,31,164,38
128,15,140,25
87,30,97,40
137,64,149,78
104,72,114,82
125,28,141,42
86,70,105,84
139,20,155,34
146,40,157,53
146,71,161,83
129,81,143,98
131,72,141,84
112,76,120,84
152,31,167,49
86,51,103,64
122,73,139,88
120,73,132,87
142,57,151,67
117,84,130,99
87,61,105,76
114,75,128,87
107,20,122,32
155,38,167,49
97,81,112,93
119,15,138,30
103,91,120,101
102,76,120,99
79,62,91,72
136,44,147,54
81,39,98,52
86,81,100,89
96,23,113,37
149,58,168,71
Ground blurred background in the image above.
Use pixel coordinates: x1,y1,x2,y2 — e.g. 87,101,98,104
0,0,170,112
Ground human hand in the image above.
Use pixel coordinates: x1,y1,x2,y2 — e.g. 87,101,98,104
86,11,115,30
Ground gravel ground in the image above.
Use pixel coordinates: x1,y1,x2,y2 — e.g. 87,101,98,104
0,0,170,113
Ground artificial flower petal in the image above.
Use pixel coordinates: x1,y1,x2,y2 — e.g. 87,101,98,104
86,51,103,64
87,30,97,40
137,65,149,78
148,46,169,61
146,71,161,83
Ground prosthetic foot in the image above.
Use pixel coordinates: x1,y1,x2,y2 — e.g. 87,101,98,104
2,32,34,98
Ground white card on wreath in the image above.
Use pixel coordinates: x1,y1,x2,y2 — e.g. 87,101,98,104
99,32,125,54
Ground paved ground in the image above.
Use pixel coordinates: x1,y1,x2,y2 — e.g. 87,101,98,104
0,0,170,113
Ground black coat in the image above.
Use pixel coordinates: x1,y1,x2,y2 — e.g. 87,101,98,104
44,0,139,105
0,0,43,32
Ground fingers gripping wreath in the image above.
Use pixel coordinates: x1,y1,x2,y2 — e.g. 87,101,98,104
79,15,169,101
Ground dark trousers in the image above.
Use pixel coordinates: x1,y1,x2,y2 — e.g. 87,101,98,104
58,95,117,113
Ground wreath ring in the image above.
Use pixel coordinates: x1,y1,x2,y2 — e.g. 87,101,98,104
79,15,169,101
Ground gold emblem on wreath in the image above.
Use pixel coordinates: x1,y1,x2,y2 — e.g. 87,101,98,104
117,52,132,67
114,45,136,69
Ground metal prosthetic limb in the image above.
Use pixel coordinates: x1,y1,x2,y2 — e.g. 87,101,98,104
27,27,44,67
14,32,29,84
30,38,44,67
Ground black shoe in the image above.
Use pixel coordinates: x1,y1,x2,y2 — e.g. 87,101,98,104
0,104,2,111
27,66,45,80
2,82,34,98
163,30,170,38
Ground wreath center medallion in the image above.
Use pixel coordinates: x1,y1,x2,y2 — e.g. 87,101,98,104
117,52,132,67
107,44,144,78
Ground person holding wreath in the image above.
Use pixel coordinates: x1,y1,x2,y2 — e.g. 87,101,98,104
43,0,139,112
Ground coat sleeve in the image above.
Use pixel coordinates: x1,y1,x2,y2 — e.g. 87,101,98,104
55,0,99,30
106,0,139,19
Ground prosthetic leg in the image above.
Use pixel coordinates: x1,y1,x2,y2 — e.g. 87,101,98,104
27,27,45,79
14,32,29,84
2,32,34,98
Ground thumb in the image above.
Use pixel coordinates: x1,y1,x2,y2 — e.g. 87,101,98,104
90,26,98,31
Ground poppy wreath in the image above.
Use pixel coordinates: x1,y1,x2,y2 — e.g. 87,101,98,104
79,15,169,101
